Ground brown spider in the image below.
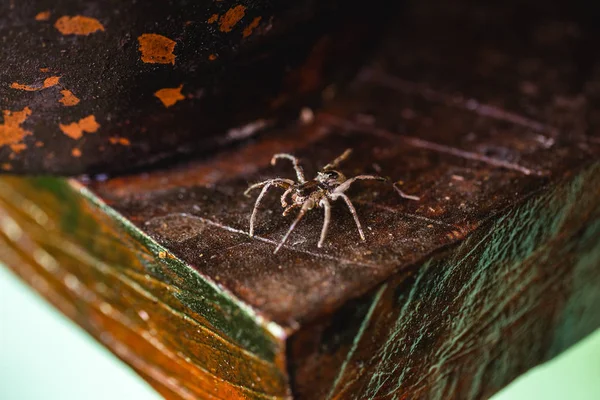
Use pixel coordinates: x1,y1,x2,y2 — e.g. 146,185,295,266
244,148,388,253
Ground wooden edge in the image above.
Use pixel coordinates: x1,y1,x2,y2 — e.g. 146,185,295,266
288,162,600,399
0,176,292,399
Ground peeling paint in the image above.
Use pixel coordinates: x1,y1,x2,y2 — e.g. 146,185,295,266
0,107,32,152
219,5,246,33
10,76,60,91
59,115,100,140
10,143,27,153
154,85,185,108
243,17,262,38
54,16,105,35
109,137,131,146
207,13,219,24
137,34,177,65
59,90,80,106
35,11,51,21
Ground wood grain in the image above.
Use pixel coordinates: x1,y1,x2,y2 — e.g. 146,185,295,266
1,0,600,398
0,177,289,399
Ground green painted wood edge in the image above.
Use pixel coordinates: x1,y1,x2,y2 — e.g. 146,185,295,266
28,176,287,364
326,161,600,399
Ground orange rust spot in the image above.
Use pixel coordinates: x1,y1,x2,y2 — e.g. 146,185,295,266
35,10,51,21
11,83,36,91
10,143,27,153
10,76,61,91
54,15,105,35
0,107,32,151
137,34,177,65
35,141,44,147
207,13,219,24
154,85,185,108
208,53,217,61
1,163,12,171
59,115,100,140
219,5,246,32
71,148,82,157
242,16,261,38
59,90,80,106
109,137,131,146
39,67,50,72
44,76,61,86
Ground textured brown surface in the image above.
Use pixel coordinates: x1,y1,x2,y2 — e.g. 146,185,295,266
0,0,389,175
1,0,600,398
88,0,600,327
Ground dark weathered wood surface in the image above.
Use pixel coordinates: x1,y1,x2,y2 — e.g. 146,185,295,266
1,0,600,398
0,0,388,175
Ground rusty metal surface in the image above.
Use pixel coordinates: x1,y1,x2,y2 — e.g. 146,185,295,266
0,0,388,175
84,0,600,328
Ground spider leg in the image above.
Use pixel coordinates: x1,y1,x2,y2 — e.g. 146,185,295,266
318,198,331,248
247,179,292,237
244,178,294,197
331,193,365,241
271,153,306,183
282,203,301,216
333,175,387,195
323,148,352,170
280,186,294,208
248,183,278,237
393,183,421,201
274,199,312,254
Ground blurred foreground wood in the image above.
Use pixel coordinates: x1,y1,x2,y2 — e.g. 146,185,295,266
2,0,600,398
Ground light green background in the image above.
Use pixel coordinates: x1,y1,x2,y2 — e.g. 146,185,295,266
1,264,599,399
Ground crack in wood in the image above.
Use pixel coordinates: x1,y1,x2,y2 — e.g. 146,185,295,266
149,212,381,269
322,115,547,176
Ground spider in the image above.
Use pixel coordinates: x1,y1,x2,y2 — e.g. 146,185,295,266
244,148,388,254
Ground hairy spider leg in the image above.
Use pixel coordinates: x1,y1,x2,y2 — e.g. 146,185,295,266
333,175,387,194
245,179,294,237
318,198,332,248
393,183,421,201
249,184,273,237
323,148,352,170
331,192,366,241
329,175,386,241
282,203,301,216
244,178,294,197
280,186,294,207
271,153,306,183
274,199,313,254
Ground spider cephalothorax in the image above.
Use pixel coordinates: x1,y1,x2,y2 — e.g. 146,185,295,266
244,148,388,253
